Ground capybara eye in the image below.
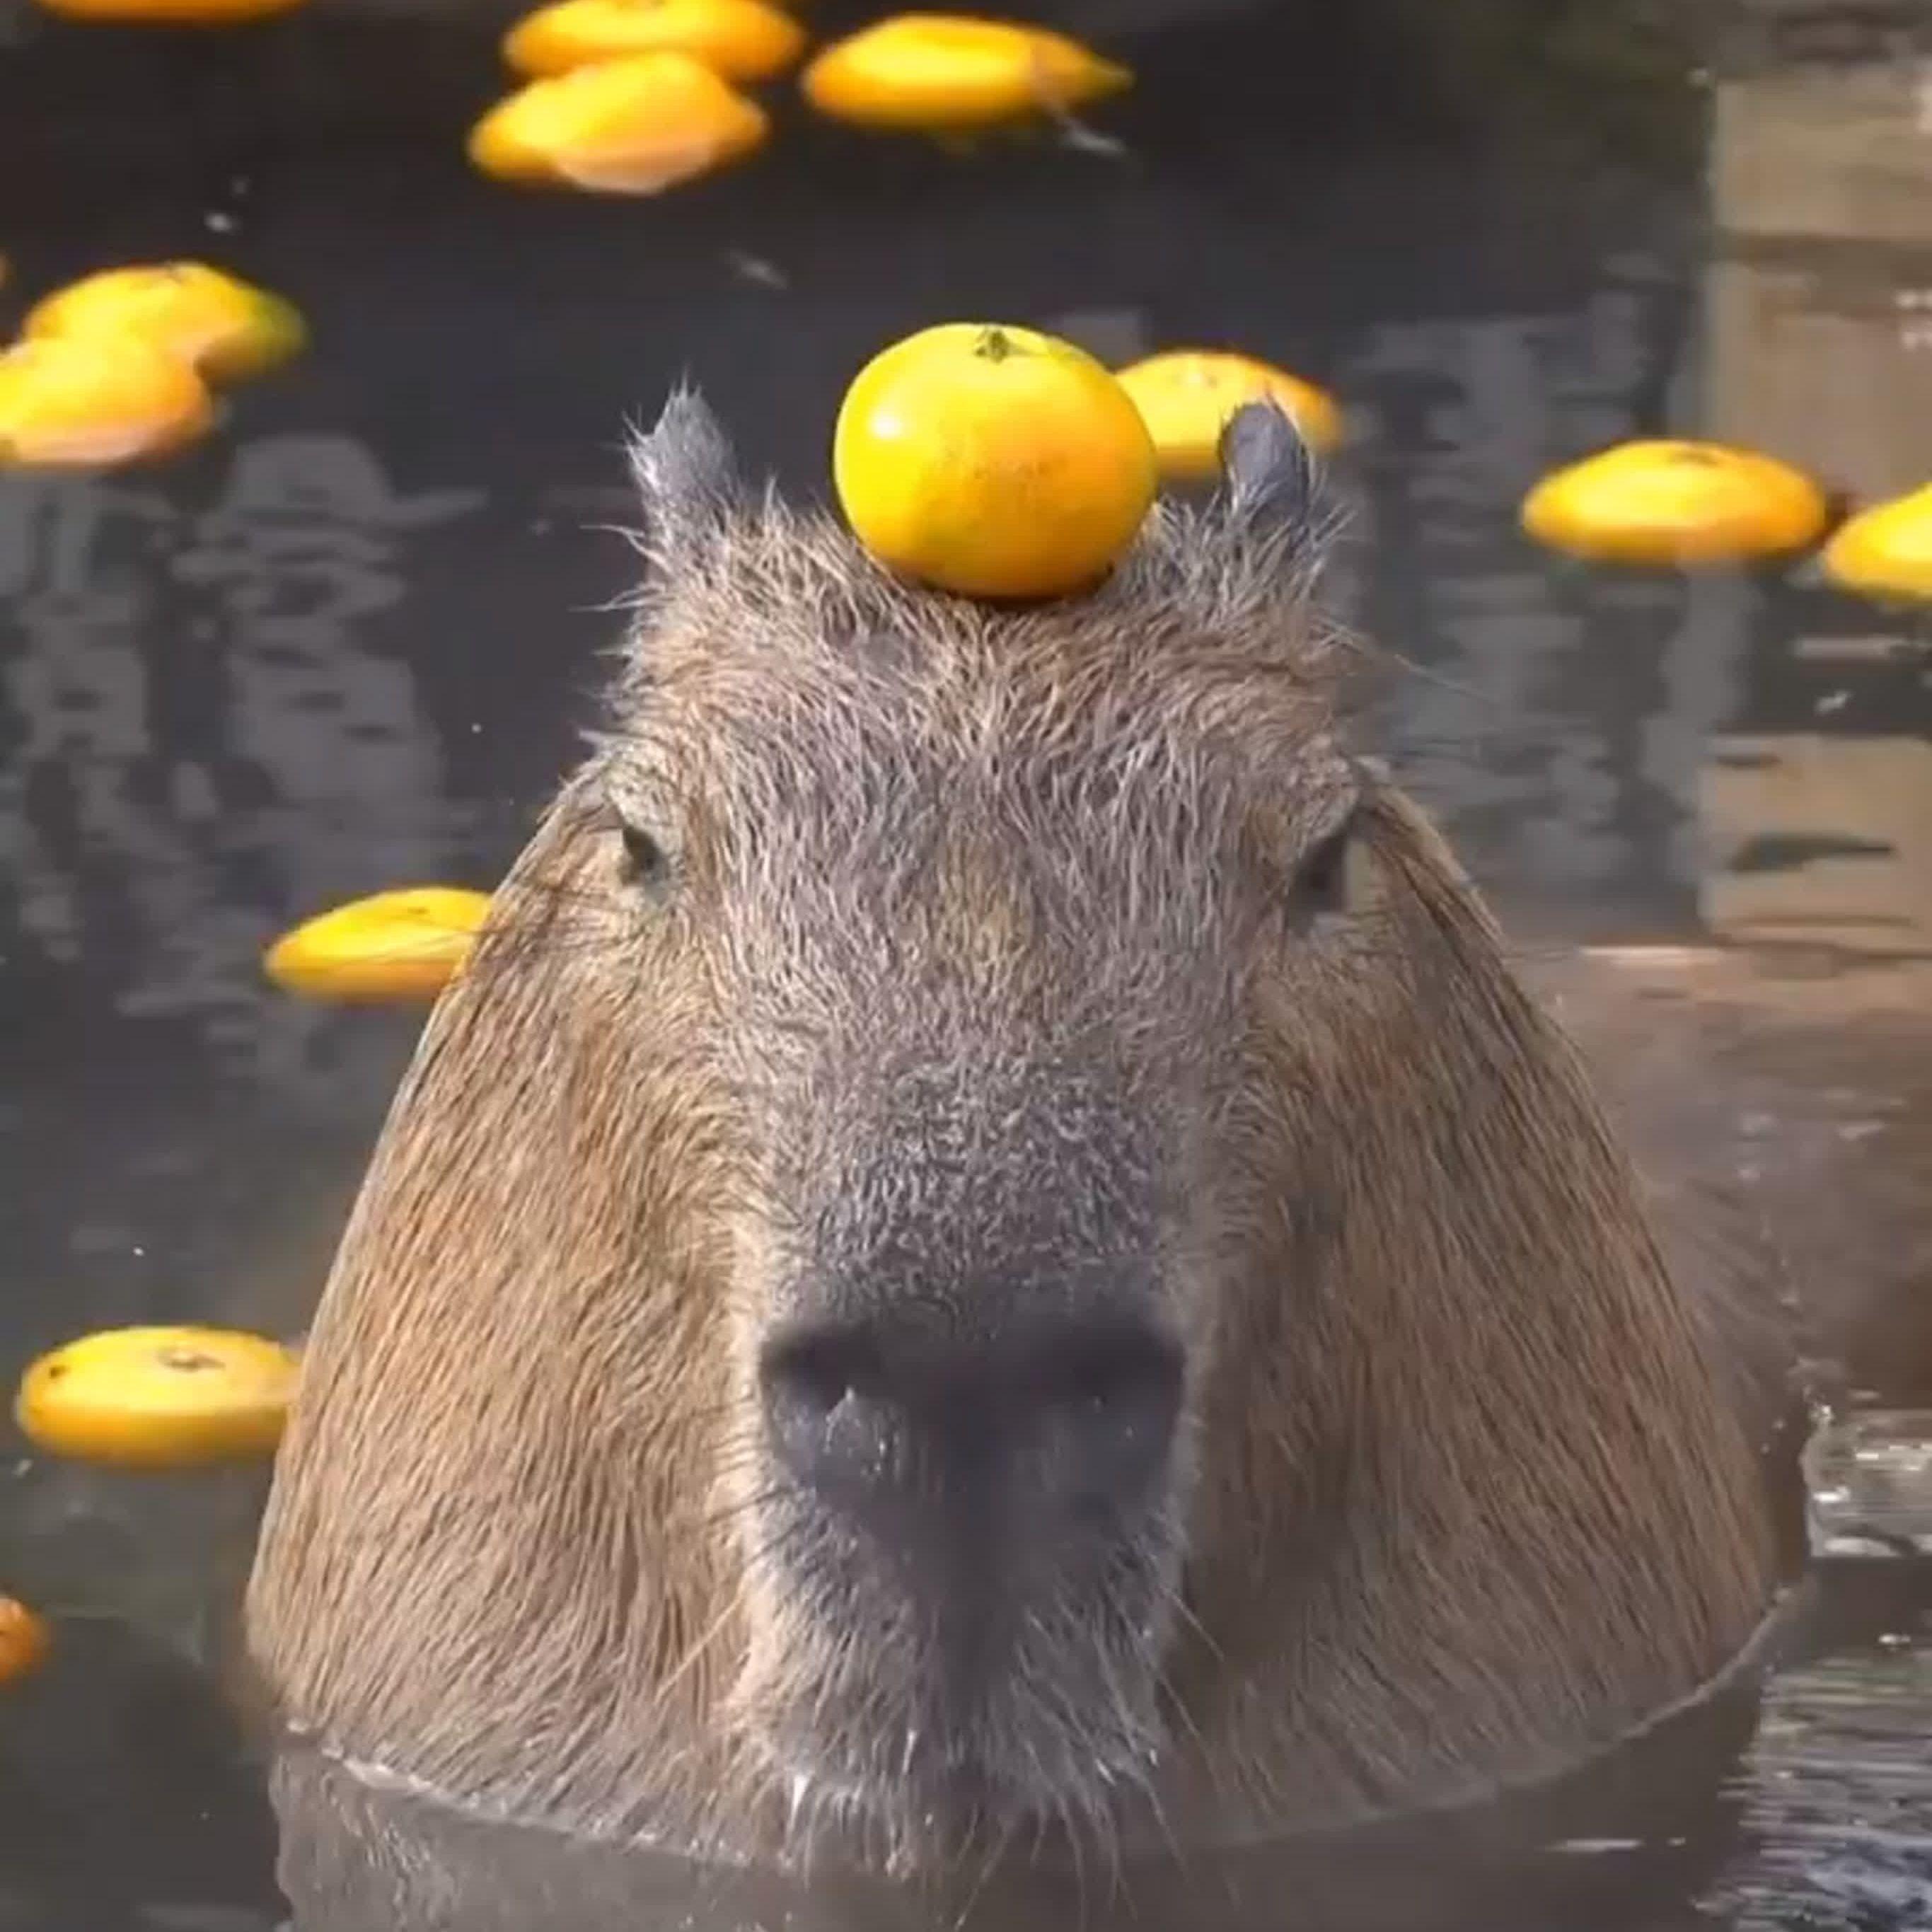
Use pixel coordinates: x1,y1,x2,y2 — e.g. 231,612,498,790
617,818,670,891
1289,812,1358,928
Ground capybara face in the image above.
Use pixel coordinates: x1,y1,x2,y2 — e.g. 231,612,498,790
559,402,1362,1842
245,401,1775,1874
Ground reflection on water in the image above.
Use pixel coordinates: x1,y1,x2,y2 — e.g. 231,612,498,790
254,1588,1932,1932
1694,41,1932,963
1338,259,1725,930
1701,732,1932,953
0,0,1930,1928
3,440,478,1032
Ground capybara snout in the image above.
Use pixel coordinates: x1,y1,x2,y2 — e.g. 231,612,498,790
756,1048,1186,1520
755,1280,1188,1809
245,393,1781,1875
714,814,1264,1841
757,1259,1187,1545
747,1060,1194,1836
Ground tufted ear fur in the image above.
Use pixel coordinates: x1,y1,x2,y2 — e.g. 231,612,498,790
626,384,744,574
1215,399,1317,540
1129,396,1340,634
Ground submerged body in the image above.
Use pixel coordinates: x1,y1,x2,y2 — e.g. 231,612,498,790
245,398,1783,1873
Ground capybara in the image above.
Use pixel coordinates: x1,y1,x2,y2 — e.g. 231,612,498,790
244,396,1783,1875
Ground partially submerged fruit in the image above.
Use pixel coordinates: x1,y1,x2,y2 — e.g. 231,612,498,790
801,13,1130,132
504,0,806,83
16,1326,299,1471
468,52,770,193
833,320,1157,599
0,1598,49,1687
0,334,214,469
1116,349,1343,482
24,262,306,386
33,0,306,23
1521,439,1829,567
264,886,493,1002
1820,481,1932,605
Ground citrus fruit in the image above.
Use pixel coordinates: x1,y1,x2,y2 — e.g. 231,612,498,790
33,0,306,22
1116,349,1343,482
16,1326,299,1471
504,0,806,83
833,320,1157,599
0,1599,49,1687
802,14,1130,132
468,52,769,193
264,886,492,1002
24,263,306,386
1820,481,1932,604
0,334,214,470
1520,439,1829,567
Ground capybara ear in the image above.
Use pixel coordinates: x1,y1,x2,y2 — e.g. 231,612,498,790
1215,398,1316,539
627,383,744,571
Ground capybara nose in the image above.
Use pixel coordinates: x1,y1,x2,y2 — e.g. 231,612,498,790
758,1309,1184,1539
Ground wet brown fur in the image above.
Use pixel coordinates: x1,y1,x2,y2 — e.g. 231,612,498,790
244,397,1778,1874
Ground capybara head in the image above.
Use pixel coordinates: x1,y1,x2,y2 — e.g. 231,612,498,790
245,398,1776,1875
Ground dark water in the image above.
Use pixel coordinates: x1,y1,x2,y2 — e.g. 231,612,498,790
3,0,1932,1926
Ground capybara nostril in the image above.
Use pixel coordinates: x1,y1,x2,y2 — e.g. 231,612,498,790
758,1308,1183,1542
1024,1321,1184,1520
758,1320,902,1507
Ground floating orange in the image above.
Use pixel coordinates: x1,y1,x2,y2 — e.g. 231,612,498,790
0,1598,49,1687
504,0,806,83
24,263,306,386
0,334,214,470
16,1326,299,1471
1820,481,1932,604
1116,349,1343,482
33,0,306,25
1521,439,1829,567
265,886,493,1002
469,52,770,192
802,14,1130,132
833,321,1156,599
